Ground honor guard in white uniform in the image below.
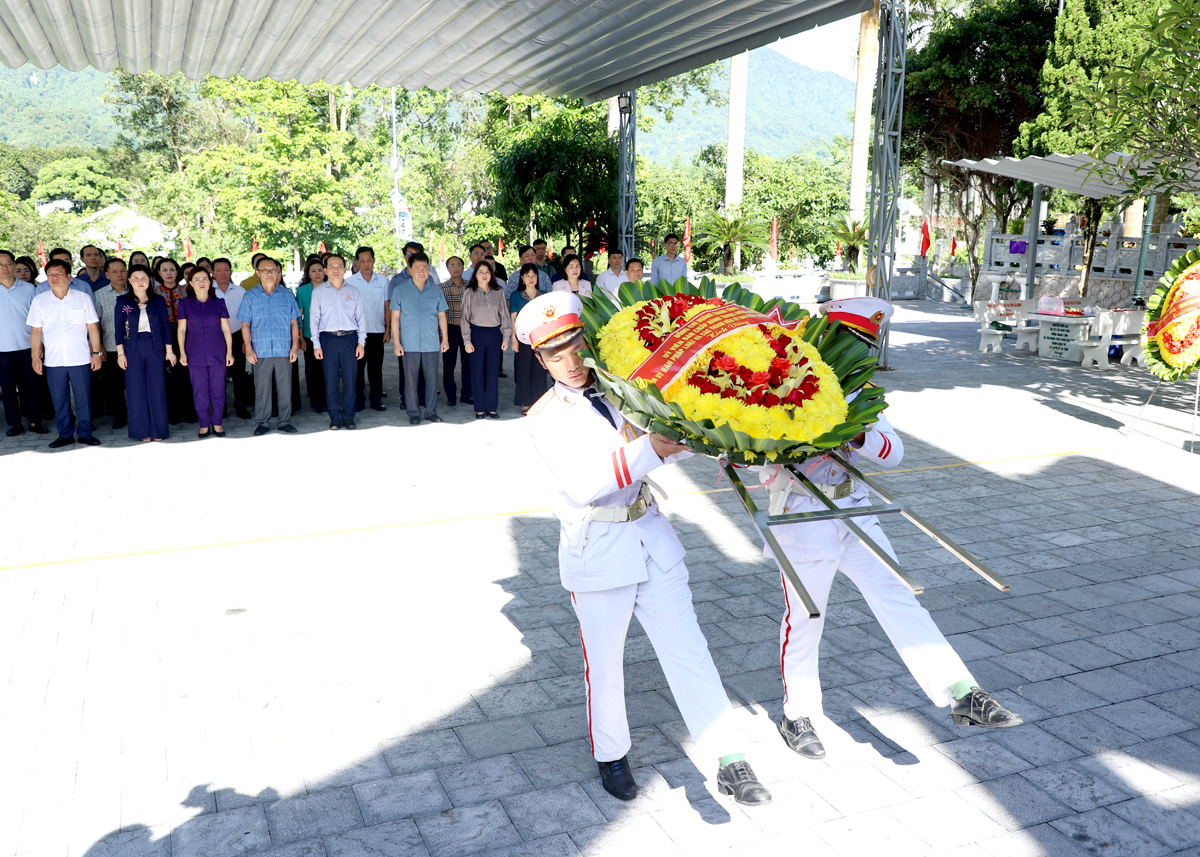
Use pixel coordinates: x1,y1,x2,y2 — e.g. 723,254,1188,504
763,297,1023,761
517,291,772,807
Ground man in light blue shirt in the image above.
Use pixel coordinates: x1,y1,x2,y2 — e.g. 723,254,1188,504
0,249,48,437
311,253,366,430
238,256,300,436
387,241,440,411
505,244,552,299
390,251,448,425
650,233,688,285
346,245,391,412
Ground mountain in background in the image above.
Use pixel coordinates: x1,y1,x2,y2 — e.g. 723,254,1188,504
639,47,855,165
0,65,117,149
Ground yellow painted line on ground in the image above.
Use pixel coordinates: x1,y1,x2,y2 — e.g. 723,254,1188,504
0,447,1103,572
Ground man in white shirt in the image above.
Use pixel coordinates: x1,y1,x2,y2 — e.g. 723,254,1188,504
211,257,252,419
347,245,392,412
463,243,487,282
36,248,97,306
650,234,688,285
27,259,102,448
0,249,48,437
594,250,627,301
624,258,646,287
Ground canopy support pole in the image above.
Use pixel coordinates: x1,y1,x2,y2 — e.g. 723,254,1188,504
617,91,637,261
1133,194,1156,305
1024,183,1042,300
867,0,908,369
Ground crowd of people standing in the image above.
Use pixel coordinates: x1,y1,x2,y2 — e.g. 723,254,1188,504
0,234,690,448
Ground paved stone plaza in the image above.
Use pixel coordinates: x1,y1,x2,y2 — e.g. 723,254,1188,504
3,303,1200,857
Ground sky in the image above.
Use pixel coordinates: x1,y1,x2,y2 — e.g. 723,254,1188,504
768,16,861,81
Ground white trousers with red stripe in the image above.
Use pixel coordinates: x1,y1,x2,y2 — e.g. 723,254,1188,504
777,514,972,718
570,550,739,764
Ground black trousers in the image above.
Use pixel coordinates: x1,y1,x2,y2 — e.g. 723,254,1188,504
228,330,254,416
0,348,43,427
356,332,384,409
443,324,471,403
166,324,195,423
319,333,357,421
100,351,126,423
302,336,327,412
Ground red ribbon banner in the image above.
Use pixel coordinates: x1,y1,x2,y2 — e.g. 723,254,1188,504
629,303,784,389
1147,291,1200,337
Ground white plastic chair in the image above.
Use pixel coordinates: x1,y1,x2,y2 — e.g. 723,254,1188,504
973,301,1005,353
1079,310,1114,370
1111,312,1146,367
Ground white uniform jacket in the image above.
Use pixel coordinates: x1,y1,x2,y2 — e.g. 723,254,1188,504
527,380,690,593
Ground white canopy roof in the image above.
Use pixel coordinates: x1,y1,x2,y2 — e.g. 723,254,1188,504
945,153,1136,199
0,0,871,101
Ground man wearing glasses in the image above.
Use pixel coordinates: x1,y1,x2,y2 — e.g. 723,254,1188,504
650,233,688,286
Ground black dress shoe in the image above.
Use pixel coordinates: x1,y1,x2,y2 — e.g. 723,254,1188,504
426,414,443,423
254,425,270,436
951,687,1023,729
409,416,421,425
236,409,251,419
78,435,100,446
49,436,75,449
461,396,473,405
278,424,297,433
371,404,386,411
345,420,356,430
475,413,486,419
715,760,772,806
778,716,826,759
5,424,24,437
498,371,507,378
330,420,341,430
597,756,638,801
112,419,127,430
487,412,499,419
29,423,49,434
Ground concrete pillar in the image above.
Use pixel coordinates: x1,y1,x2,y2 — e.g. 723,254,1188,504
724,51,748,212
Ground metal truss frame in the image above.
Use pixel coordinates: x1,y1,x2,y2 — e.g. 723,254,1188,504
867,0,908,369
617,90,638,260
720,452,1008,619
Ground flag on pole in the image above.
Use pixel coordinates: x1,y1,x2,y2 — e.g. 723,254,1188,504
318,241,327,254
184,238,193,261
37,241,45,268
116,240,122,258
439,236,446,265
950,237,957,258
769,217,779,260
920,218,932,257
498,239,504,255
251,238,259,252
683,218,692,263
836,241,841,256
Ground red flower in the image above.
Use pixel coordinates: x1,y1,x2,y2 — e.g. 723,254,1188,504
712,354,738,373
720,387,739,399
771,357,791,374
749,371,770,387
763,393,780,407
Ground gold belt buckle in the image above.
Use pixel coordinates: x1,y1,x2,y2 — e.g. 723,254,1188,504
628,497,648,521
833,479,855,500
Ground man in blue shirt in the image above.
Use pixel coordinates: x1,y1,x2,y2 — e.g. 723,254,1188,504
387,241,439,411
76,245,110,292
36,248,97,305
0,249,49,437
238,256,301,436
346,245,392,413
650,233,688,285
390,251,448,425
505,245,552,299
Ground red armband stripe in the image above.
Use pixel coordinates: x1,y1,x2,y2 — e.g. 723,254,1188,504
618,448,632,488
612,450,627,488
880,435,891,459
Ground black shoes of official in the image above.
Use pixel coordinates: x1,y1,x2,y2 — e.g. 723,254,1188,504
345,420,356,430
951,687,1024,729
49,437,75,449
715,760,772,806
78,436,100,446
778,715,826,759
29,423,48,434
427,414,443,423
409,416,421,425
254,425,270,436
278,424,297,433
330,420,341,430
598,756,638,801
6,424,23,437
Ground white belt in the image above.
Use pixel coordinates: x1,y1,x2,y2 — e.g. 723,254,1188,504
591,483,654,523
809,478,856,501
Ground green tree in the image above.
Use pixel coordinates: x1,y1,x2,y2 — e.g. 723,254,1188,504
1016,0,1157,293
904,0,1057,287
33,157,127,212
828,216,868,273
693,210,769,274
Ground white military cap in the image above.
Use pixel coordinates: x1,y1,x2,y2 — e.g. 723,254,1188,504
515,290,585,349
819,296,894,343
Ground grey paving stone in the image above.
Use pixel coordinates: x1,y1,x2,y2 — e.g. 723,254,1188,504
716,615,782,644
1107,797,1200,850
946,633,1006,661
1015,616,1095,644
323,819,428,857
525,704,589,745
977,822,1092,857
933,735,1033,780
501,783,605,841
723,666,786,705
964,658,1030,693
414,800,523,857
436,755,534,806
1094,699,1196,739
1134,621,1200,651
1113,658,1200,693
1094,630,1175,661
257,843,328,857
1040,640,1127,671
514,740,600,789
1064,667,1157,704
497,653,566,685
995,649,1078,682
1145,687,1200,723
972,622,1057,653
1014,678,1108,716
382,730,473,777
1020,762,1134,811
479,834,581,857
1048,808,1171,857
353,771,451,825
455,717,546,759
1037,710,1142,753
84,828,172,857
536,675,586,707
1073,752,1184,796
172,805,272,857
1127,734,1200,778
958,775,1073,831
266,789,363,844
627,725,687,766
474,683,558,720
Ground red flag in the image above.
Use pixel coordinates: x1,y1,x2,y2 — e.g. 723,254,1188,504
116,240,122,258
498,239,504,255
950,237,957,258
318,241,327,253
251,238,259,252
37,241,45,268
439,236,446,265
920,219,931,257
769,217,779,260
184,238,193,261
836,241,841,256
683,218,692,263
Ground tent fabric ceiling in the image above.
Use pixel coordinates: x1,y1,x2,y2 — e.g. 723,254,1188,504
946,153,1140,199
0,0,871,101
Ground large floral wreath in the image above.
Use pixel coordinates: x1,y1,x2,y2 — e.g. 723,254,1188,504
1144,248,1200,382
580,278,887,464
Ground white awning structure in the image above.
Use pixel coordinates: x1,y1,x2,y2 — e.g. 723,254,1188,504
0,0,871,100
945,153,1136,198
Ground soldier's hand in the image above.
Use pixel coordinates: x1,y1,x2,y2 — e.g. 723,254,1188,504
649,433,687,458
